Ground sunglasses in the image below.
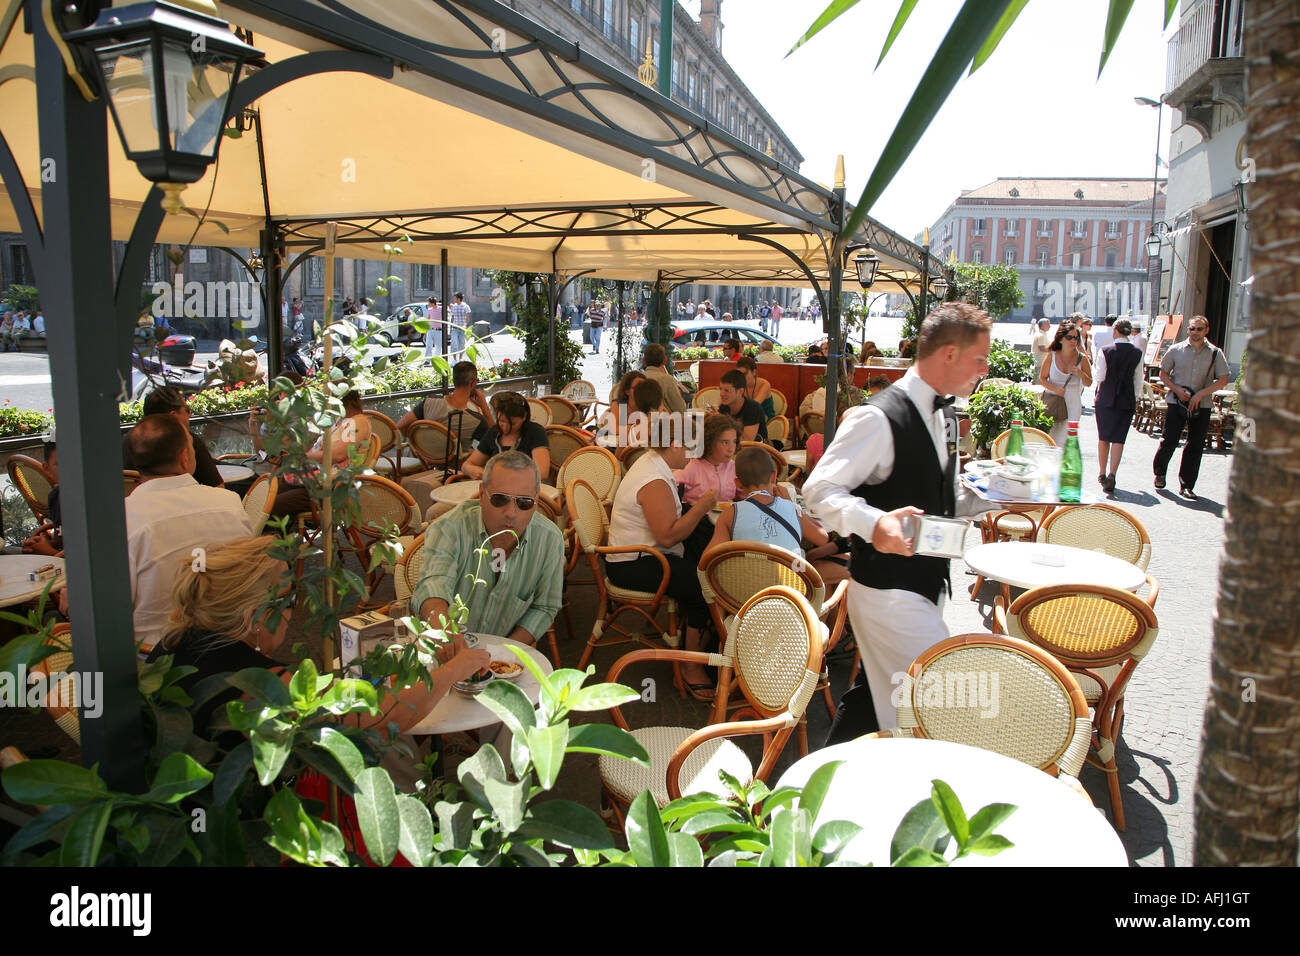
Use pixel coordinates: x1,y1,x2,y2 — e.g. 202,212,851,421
1064,335,1079,341
1190,326,1208,332
486,492,536,511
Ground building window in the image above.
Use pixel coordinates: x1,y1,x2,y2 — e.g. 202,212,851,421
972,218,986,237
1106,220,1122,237
1070,248,1082,269
972,247,984,265
145,245,169,283
1104,248,1118,268
1037,246,1050,267
415,264,438,291
1072,219,1087,237
687,70,697,104
629,16,639,57
473,268,493,293
1037,220,1052,237
306,257,325,289
1004,220,1018,237
1004,248,1017,265
602,0,614,40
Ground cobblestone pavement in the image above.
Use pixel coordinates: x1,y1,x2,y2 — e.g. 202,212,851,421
947,402,1229,866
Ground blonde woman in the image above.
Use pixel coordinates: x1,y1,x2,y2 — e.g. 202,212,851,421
153,536,489,737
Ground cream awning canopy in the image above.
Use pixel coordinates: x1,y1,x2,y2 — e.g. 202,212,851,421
0,0,941,296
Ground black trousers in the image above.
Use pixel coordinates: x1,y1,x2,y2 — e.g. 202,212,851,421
823,661,880,746
1153,402,1212,490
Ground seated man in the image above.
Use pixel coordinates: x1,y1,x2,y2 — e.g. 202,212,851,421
716,368,768,444
124,414,256,653
641,343,687,414
21,441,62,556
123,386,224,487
396,359,490,457
414,450,563,648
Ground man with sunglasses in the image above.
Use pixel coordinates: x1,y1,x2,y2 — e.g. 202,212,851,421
414,451,563,650
1153,315,1229,499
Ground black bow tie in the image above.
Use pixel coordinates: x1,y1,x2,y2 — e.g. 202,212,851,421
934,395,956,412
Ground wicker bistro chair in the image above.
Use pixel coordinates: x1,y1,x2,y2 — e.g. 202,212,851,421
526,397,552,427
7,454,52,523
30,624,80,744
883,632,1093,790
692,385,721,411
697,542,847,756
616,444,648,476
769,388,789,419
598,586,823,825
1038,503,1159,607
766,415,790,446
241,474,278,535
392,532,426,611
545,425,593,484
341,475,422,606
995,585,1159,831
565,477,682,678
990,425,1055,461
541,394,582,428
974,377,1014,394
561,379,605,425
406,419,459,473
555,444,620,506
799,411,824,445
365,410,422,477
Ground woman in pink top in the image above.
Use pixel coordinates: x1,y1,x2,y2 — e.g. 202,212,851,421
675,414,740,505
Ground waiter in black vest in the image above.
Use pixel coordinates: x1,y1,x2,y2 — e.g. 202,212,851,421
804,303,995,741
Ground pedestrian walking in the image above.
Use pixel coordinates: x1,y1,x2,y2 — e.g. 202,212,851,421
1152,316,1229,499
449,292,471,328
588,299,606,354
771,300,783,339
759,299,771,333
1093,318,1145,493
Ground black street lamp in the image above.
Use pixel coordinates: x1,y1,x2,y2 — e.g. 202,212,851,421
931,275,949,301
64,1,262,211
847,245,879,289
1144,233,1163,259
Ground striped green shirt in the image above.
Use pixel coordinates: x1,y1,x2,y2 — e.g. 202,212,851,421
412,500,563,641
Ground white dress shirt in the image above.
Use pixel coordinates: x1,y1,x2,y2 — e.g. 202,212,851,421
125,474,255,651
803,368,985,544
1093,334,1144,405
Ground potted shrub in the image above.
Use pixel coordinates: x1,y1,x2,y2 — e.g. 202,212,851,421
965,382,1052,455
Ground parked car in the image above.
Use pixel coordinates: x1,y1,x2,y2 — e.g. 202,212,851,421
669,319,779,350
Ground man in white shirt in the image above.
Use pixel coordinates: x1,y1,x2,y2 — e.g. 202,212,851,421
448,292,471,328
771,301,783,339
124,415,255,653
804,302,995,738
1030,317,1053,362
756,339,784,364
1091,314,1116,361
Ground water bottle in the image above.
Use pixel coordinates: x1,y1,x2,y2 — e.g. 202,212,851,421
1006,418,1024,458
1059,421,1083,503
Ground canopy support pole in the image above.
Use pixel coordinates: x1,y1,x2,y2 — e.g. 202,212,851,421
440,249,450,387
824,159,848,446
263,225,284,374
28,9,143,789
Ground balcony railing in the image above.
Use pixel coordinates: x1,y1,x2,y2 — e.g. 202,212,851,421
1166,0,1244,94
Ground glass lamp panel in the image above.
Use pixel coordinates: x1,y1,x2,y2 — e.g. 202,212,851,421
97,40,160,155
163,40,236,159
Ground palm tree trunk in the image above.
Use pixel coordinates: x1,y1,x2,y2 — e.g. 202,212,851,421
1195,0,1300,865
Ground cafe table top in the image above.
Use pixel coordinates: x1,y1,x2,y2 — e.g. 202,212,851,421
777,736,1128,866
963,541,1146,593
408,637,552,735
216,463,256,484
0,555,67,608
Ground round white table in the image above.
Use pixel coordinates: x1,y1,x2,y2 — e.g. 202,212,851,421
0,555,67,607
409,637,552,735
216,463,255,484
777,737,1128,866
782,449,807,471
428,479,560,508
964,541,1146,624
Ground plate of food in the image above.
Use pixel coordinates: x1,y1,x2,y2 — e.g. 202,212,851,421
452,670,494,696
485,647,526,681
963,459,1000,476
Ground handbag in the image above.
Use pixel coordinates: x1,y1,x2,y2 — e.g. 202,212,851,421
1042,386,1069,423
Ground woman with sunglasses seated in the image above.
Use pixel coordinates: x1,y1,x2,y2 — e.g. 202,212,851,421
151,535,492,743
459,391,550,482
1039,320,1093,445
605,412,717,700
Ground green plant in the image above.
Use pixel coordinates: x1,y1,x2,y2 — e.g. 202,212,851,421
986,339,1035,383
0,400,53,438
949,262,1025,320
1,284,40,313
887,780,1015,866
966,382,1051,451
489,271,583,391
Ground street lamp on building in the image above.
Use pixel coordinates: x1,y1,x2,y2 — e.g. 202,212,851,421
64,1,263,213
844,243,880,289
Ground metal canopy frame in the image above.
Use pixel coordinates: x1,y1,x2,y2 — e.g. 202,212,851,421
0,0,941,785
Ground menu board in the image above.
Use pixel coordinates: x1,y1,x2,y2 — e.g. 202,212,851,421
1148,314,1182,366
1144,318,1168,365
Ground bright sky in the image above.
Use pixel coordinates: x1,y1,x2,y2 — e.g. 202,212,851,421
681,0,1176,239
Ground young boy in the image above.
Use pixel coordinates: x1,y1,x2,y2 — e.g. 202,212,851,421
708,447,848,587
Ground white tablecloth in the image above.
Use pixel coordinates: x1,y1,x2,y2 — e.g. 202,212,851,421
216,463,255,483
408,637,553,735
963,541,1146,592
777,737,1127,866
0,555,67,607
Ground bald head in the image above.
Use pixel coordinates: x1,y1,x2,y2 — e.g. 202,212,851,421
128,414,192,477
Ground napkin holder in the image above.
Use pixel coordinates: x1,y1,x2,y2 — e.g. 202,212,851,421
339,611,396,674
903,515,969,560
27,565,62,584
988,455,1039,502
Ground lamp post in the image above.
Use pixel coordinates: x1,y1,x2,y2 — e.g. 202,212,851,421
1136,95,1164,317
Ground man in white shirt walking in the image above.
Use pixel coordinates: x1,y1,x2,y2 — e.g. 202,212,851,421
803,303,995,739
448,292,471,328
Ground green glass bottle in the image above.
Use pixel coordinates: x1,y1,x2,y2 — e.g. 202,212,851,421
1059,420,1083,503
1006,418,1024,458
